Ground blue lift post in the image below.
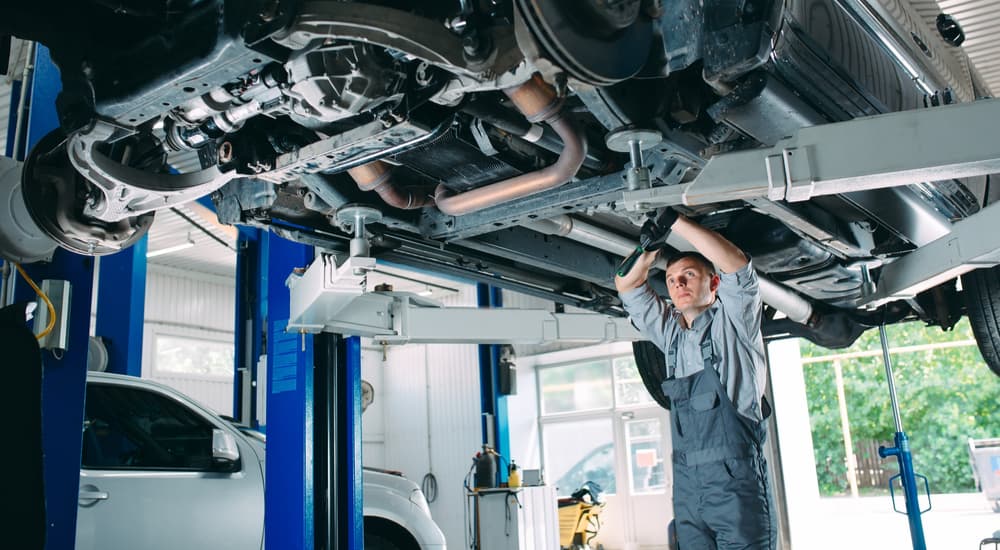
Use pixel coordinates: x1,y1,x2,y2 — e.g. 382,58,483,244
12,45,95,550
95,235,148,376
254,231,317,550
477,283,511,481
244,230,363,550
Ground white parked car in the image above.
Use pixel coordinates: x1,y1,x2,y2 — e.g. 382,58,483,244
77,372,445,550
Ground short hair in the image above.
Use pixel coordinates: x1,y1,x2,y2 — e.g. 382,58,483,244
665,251,716,276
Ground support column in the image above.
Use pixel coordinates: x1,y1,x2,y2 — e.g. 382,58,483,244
95,236,148,376
12,44,94,550
314,333,362,550
477,283,510,479
261,232,316,550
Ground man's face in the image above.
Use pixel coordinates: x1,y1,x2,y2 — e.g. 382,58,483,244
664,257,720,314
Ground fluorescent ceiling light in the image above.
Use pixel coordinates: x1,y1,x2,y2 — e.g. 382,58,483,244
147,239,195,258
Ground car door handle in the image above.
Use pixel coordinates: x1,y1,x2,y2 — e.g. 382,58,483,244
79,486,109,501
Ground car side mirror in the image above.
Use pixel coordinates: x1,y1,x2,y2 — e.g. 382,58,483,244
211,429,240,471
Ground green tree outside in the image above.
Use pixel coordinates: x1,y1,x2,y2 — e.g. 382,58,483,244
799,318,1000,495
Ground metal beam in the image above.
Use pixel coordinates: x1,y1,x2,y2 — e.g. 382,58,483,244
287,257,641,343
869,200,1000,305
620,99,1000,210
392,304,641,344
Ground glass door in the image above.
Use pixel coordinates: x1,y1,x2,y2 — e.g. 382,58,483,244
618,408,672,548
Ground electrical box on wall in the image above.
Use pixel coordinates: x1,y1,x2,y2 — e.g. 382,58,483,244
35,279,71,350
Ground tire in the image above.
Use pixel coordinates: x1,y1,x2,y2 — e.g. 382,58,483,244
961,266,1000,377
632,341,671,409
364,517,419,550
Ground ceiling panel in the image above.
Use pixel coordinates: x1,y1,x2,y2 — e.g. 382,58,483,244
146,204,236,278
911,0,1000,95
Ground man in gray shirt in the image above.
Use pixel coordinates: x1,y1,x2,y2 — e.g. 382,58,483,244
615,211,775,550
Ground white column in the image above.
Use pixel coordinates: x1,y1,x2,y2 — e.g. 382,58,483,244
768,338,821,547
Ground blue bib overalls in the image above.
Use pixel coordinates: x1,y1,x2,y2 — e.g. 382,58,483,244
661,334,776,549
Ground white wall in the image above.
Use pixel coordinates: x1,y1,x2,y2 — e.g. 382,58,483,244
140,265,236,415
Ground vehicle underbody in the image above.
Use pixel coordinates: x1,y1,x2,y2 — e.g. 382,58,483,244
4,0,1000,376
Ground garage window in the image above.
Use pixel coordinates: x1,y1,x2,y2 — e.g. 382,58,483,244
82,384,220,471
153,334,233,377
539,354,666,497
538,359,613,414
614,355,654,406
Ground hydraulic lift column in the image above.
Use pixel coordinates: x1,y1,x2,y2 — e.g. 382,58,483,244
247,230,363,550
11,45,95,550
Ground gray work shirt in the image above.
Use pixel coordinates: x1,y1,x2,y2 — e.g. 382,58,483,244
620,260,768,422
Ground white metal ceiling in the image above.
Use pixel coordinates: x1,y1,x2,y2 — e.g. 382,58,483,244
912,0,1000,95
146,204,236,277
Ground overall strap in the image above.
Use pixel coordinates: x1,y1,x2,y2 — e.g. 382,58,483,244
666,334,679,379
666,326,717,379
699,337,716,372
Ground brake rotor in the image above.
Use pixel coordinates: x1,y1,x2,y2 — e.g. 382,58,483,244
515,0,654,86
22,129,154,256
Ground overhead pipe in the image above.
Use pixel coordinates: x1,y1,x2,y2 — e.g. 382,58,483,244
347,161,433,210
434,74,587,216
525,214,815,324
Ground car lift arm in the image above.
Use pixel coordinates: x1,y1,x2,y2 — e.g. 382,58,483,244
286,256,641,343
620,98,1000,308
289,99,1000,336
620,98,1000,210
869,199,1000,305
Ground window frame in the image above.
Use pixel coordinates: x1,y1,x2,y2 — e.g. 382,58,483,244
536,351,666,497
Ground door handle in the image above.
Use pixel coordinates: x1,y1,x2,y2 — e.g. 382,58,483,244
79,484,109,503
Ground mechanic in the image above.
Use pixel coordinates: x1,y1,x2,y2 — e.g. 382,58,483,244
615,210,776,550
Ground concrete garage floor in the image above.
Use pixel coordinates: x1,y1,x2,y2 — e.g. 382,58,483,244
799,493,999,549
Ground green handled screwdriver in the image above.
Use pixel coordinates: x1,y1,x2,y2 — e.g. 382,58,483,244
615,209,678,277
616,245,648,277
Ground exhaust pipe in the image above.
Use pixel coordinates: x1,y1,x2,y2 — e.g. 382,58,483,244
434,75,587,216
347,161,432,210
526,214,815,324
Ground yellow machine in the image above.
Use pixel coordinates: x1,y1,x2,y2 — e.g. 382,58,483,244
557,482,604,550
